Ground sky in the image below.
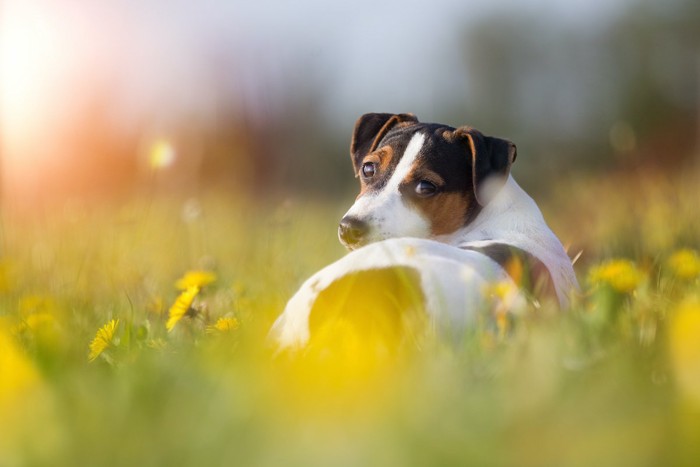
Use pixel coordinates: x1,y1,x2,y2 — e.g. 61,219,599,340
0,0,636,197
0,0,635,129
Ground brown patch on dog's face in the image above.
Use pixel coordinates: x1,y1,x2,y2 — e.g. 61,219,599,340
376,146,394,173
414,192,472,236
395,132,479,236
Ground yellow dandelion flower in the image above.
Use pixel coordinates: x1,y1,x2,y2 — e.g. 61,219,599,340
669,296,700,403
667,249,700,280
88,319,119,362
207,317,240,334
175,270,217,291
588,258,644,293
166,286,200,332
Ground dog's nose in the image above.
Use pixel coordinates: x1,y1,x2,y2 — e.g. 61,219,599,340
338,216,369,247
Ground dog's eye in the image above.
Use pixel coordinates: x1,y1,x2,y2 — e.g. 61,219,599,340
361,162,376,178
415,180,438,197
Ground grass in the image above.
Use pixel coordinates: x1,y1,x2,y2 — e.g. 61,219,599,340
1,167,699,467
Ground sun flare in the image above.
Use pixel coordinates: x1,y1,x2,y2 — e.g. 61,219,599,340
0,1,63,142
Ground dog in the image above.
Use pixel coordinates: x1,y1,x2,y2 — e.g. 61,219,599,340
270,113,579,349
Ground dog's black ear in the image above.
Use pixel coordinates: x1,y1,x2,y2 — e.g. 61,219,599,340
452,126,517,206
350,113,419,172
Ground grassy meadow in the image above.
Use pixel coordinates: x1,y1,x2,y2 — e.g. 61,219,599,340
1,166,700,467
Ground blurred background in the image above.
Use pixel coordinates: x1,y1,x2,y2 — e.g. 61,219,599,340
2,3,700,465
1,0,699,206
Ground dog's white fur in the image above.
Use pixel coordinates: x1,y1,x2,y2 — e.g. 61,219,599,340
341,133,430,246
271,238,519,348
445,176,578,307
270,172,579,349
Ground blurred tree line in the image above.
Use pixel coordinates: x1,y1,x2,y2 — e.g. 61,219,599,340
454,0,700,184
10,0,697,203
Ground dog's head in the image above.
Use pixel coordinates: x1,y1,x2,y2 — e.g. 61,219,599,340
338,113,517,250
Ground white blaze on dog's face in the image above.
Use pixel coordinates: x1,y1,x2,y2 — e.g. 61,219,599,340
338,113,517,250
341,132,430,246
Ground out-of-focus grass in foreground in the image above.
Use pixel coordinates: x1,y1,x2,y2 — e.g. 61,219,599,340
1,168,699,467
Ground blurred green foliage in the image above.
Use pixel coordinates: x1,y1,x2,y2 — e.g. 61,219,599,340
1,167,699,466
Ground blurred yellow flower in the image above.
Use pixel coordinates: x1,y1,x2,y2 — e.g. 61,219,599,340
485,280,518,301
0,327,40,408
669,296,700,403
483,280,521,332
667,249,700,280
207,317,240,334
18,295,57,316
14,312,54,334
88,319,119,362
484,279,522,309
588,258,644,293
175,270,217,291
166,286,200,332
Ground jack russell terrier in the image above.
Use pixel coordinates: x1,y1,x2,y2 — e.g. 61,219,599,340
271,113,579,349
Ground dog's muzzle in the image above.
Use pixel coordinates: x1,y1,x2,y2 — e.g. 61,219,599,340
338,216,369,249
